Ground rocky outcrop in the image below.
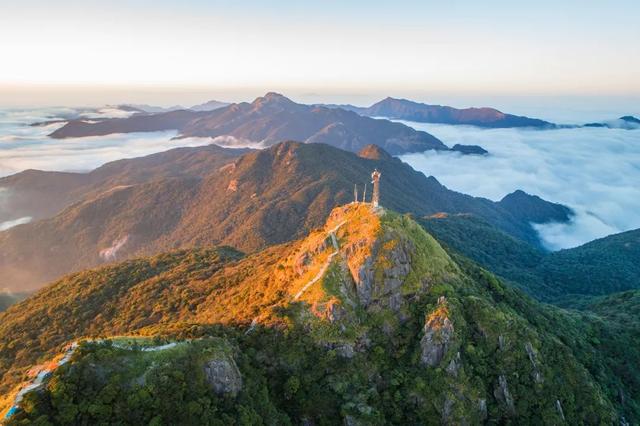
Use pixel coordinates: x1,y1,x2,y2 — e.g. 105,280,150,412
326,299,348,323
442,397,454,424
203,355,243,397
494,375,516,416
498,335,506,350
556,399,566,421
420,296,454,367
350,234,413,310
525,342,543,383
335,344,355,359
375,238,412,310
354,255,376,306
343,415,361,426
446,351,461,377
478,399,488,420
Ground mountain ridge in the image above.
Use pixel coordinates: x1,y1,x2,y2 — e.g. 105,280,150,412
0,142,570,292
324,97,556,128
0,205,635,423
49,93,449,155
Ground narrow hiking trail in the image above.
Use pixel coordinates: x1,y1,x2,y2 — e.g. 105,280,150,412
293,251,339,300
246,220,347,334
293,220,345,301
3,338,181,420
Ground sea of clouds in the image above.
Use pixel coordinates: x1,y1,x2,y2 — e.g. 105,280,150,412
0,107,222,231
0,107,220,178
398,121,640,250
1,107,638,250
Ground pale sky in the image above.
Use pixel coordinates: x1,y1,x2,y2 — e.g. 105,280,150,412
1,0,639,107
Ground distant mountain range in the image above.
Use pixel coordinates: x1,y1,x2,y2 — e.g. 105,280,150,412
44,96,638,139
321,97,557,128
50,93,449,155
0,142,569,292
118,100,230,113
188,99,230,112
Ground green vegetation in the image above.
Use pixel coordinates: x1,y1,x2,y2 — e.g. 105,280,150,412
2,207,639,424
421,214,640,301
9,338,292,426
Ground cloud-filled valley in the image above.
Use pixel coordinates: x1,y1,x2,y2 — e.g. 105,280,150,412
398,121,640,250
0,108,216,177
0,106,638,250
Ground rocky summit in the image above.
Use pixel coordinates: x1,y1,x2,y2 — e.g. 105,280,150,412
1,203,632,424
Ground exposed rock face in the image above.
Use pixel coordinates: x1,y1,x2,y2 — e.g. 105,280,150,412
203,356,243,396
494,375,516,416
376,239,412,308
478,399,488,420
556,399,566,421
357,144,395,161
343,415,360,426
335,344,355,359
420,297,454,367
350,233,413,310
446,351,461,377
498,335,506,350
325,299,348,323
442,397,454,424
525,342,543,383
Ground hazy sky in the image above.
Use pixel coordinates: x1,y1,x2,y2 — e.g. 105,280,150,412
1,0,639,107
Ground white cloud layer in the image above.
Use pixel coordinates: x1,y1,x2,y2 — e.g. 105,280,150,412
398,121,640,250
0,108,213,177
1,107,637,251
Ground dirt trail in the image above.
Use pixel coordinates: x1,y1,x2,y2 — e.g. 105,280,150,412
4,338,179,420
246,220,347,334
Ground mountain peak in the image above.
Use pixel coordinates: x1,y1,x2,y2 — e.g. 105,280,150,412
254,92,293,103
620,115,640,124
250,92,301,112
358,144,393,161
499,190,573,224
249,203,455,323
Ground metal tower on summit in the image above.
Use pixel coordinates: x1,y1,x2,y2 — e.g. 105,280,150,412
371,169,381,208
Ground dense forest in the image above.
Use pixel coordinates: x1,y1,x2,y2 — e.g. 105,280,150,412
421,213,640,303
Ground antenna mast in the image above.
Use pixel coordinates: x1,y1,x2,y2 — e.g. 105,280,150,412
371,169,381,208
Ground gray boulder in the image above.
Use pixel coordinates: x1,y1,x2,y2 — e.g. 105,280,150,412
494,375,516,416
203,356,243,397
420,297,454,367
